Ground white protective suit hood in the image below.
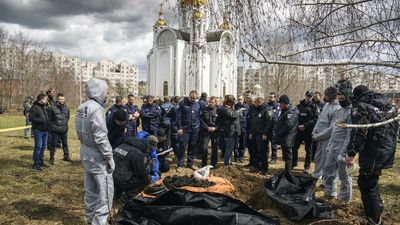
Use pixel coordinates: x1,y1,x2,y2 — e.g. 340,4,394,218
86,78,108,106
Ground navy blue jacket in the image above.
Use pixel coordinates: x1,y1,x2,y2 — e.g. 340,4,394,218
160,101,173,127
234,103,250,133
248,104,273,135
124,103,140,137
140,103,161,134
176,97,201,132
267,101,280,136
167,104,180,134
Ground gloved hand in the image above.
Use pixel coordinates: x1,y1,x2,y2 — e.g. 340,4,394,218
107,158,115,174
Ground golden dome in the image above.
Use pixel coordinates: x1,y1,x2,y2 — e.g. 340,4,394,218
154,2,167,27
181,0,208,6
193,10,203,19
219,12,231,30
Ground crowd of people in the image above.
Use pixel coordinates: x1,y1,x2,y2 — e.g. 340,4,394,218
23,77,398,225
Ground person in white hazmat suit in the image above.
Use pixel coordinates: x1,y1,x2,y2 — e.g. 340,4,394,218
323,80,353,203
75,78,114,225
311,86,341,180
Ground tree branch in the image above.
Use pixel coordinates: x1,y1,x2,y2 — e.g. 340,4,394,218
242,47,400,69
294,0,373,7
280,39,400,58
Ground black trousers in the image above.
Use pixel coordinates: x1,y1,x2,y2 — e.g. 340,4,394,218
199,130,219,167
292,130,313,169
49,131,69,160
247,134,256,166
281,145,293,171
358,168,384,224
234,131,246,161
252,134,269,171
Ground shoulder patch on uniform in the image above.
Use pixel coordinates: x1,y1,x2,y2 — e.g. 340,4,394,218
287,113,292,119
114,148,128,157
352,108,358,116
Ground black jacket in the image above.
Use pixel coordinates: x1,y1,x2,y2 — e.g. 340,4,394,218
200,106,218,131
219,105,241,137
177,97,201,132
28,102,50,131
113,138,151,193
248,104,273,135
47,102,70,133
276,107,298,147
107,121,126,149
296,99,318,132
234,103,250,132
347,92,398,170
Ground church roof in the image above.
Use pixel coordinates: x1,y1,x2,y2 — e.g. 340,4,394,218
170,29,190,42
206,31,224,42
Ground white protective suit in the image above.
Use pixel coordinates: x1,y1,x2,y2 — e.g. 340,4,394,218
323,104,352,201
312,101,341,179
75,78,114,225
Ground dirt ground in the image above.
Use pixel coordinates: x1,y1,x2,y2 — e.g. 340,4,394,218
159,150,400,225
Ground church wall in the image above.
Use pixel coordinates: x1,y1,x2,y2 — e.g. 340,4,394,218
155,45,174,97
175,40,187,96
208,42,220,97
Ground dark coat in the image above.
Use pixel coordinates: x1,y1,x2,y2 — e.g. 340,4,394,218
234,103,250,133
28,102,50,131
167,104,179,134
296,99,318,132
200,106,218,131
47,102,70,133
107,121,126,149
248,104,273,136
219,105,242,137
176,97,201,132
276,107,298,147
113,138,151,193
347,92,399,170
106,105,126,127
140,103,161,134
160,101,173,127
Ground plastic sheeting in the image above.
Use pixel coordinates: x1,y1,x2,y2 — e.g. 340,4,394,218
265,171,318,221
117,189,280,225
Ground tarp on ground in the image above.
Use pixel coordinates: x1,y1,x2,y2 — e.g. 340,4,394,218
117,189,280,225
264,171,317,221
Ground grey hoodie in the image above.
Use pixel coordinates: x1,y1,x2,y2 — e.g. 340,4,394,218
75,78,113,165
312,101,341,141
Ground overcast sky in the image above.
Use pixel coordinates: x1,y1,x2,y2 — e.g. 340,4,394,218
0,0,179,80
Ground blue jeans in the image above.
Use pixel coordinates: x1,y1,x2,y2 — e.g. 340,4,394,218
24,117,32,138
224,135,237,166
33,129,48,167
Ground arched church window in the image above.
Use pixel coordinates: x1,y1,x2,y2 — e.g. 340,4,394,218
157,30,176,47
163,81,168,96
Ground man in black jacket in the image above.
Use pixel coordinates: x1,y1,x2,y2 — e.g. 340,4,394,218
248,96,273,175
47,93,71,164
113,137,152,198
346,85,398,225
29,93,50,171
219,95,244,166
199,96,219,168
107,109,128,149
276,95,298,171
234,95,250,163
292,91,319,174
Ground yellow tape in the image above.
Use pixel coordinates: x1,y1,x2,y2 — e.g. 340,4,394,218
0,115,75,133
0,125,32,133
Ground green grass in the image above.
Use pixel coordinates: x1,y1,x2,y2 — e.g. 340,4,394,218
0,113,399,225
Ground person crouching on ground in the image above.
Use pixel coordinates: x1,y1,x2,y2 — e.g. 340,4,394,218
113,137,152,198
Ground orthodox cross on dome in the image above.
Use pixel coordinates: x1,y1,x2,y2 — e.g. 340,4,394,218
219,12,231,30
155,2,167,27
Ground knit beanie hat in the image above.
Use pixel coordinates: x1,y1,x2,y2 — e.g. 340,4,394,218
114,109,127,121
353,85,369,99
336,79,353,100
278,95,290,104
324,86,338,101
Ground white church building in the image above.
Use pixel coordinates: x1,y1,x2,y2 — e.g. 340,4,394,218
147,0,237,97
